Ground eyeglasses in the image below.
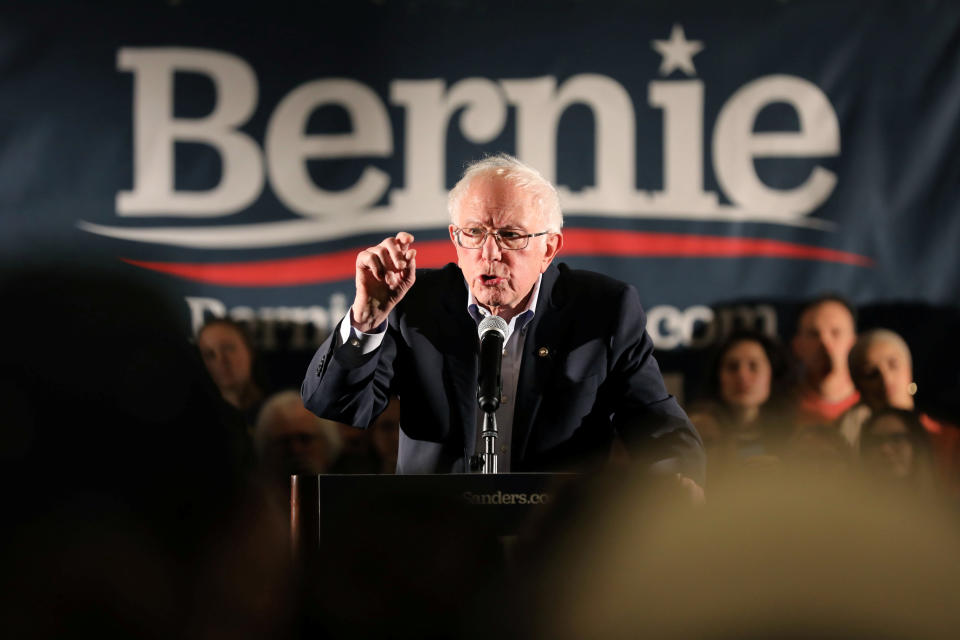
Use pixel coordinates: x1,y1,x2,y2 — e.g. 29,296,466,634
452,226,553,250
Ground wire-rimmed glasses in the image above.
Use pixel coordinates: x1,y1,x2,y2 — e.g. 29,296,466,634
452,226,553,250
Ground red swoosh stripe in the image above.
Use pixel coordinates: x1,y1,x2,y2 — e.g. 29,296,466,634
562,230,874,264
122,230,873,287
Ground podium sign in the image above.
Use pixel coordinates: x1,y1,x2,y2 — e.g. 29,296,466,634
291,473,575,558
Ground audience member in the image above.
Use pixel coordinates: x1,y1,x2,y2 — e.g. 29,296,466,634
781,423,855,480
197,317,267,427
692,331,795,484
840,328,916,444
304,393,402,475
859,408,937,497
328,423,383,474
254,390,343,481
790,294,860,425
842,328,960,494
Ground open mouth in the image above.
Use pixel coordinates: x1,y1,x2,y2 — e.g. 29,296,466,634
480,274,503,285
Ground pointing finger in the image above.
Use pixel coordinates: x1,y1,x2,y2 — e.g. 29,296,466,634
395,231,415,247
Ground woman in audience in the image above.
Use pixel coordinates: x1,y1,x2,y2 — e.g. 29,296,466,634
859,408,936,496
698,330,797,478
841,328,960,493
839,329,912,446
197,317,266,427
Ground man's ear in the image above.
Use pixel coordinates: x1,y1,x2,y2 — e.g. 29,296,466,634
448,224,458,244
541,232,563,271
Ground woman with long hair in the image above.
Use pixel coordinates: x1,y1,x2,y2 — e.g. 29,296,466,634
196,317,267,427
697,329,797,479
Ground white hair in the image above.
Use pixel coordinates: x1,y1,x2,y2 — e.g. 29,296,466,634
447,153,564,231
848,328,913,381
254,389,343,458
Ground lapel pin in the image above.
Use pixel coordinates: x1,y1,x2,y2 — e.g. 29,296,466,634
537,346,550,358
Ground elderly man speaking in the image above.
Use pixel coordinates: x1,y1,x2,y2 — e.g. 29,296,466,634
302,154,704,483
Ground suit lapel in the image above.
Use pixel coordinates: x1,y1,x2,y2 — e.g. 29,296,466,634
512,264,566,464
438,270,479,461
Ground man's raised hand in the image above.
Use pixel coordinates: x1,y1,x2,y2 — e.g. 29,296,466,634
351,232,417,332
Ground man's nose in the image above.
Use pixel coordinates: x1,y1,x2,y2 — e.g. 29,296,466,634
480,232,502,260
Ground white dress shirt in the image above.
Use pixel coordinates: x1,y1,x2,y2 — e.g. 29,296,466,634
465,275,542,472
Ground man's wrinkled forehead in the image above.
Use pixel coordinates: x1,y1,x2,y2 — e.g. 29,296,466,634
455,175,545,226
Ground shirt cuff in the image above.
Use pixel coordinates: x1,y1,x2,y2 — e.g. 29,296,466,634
337,310,387,355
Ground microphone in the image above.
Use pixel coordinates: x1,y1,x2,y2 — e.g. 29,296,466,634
477,315,508,414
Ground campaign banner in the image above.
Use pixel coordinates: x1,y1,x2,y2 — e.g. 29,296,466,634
1,1,958,403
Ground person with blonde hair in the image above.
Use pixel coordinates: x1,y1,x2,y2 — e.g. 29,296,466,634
254,390,343,478
841,328,960,494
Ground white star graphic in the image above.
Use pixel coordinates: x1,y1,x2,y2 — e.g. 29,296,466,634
652,24,704,77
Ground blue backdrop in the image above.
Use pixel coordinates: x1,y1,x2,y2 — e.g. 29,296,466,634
2,0,958,411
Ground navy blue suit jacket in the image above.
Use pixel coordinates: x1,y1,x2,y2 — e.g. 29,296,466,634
302,262,704,482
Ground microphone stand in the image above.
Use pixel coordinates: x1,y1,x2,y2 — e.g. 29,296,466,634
480,410,498,474
474,314,507,474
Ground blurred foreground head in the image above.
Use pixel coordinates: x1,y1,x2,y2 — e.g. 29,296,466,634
0,264,291,639
534,469,960,640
